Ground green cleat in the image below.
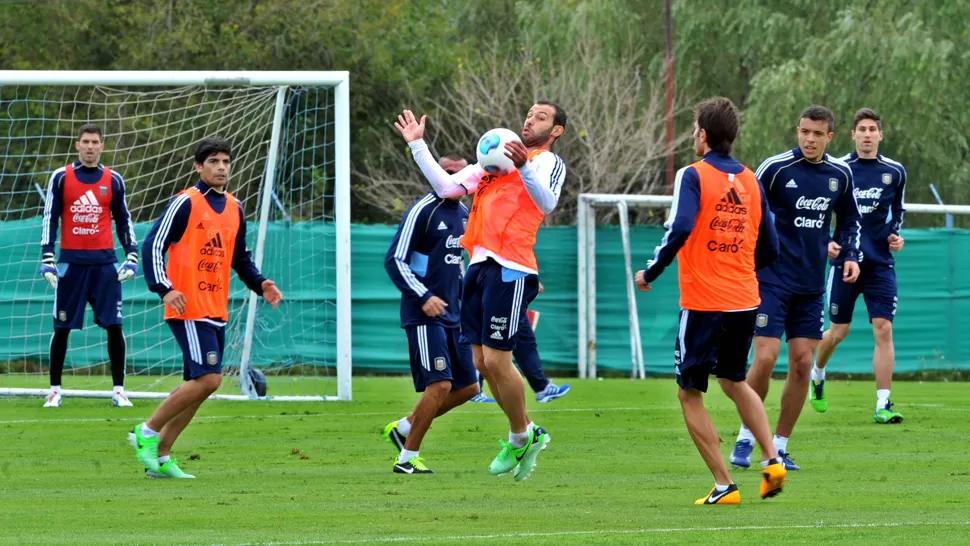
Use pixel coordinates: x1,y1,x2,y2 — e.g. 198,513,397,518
487,426,551,481
809,379,827,413
128,423,160,473
382,420,406,453
146,458,195,479
393,456,434,474
874,401,903,424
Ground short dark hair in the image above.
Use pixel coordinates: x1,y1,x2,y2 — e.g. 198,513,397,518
440,153,467,163
798,105,835,132
536,101,567,131
695,97,739,154
77,123,103,141
194,137,232,164
852,108,882,131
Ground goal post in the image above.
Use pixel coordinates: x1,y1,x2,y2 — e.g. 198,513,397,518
0,70,352,401
577,192,970,380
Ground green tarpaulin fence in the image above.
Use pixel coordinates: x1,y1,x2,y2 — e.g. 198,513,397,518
1,219,968,375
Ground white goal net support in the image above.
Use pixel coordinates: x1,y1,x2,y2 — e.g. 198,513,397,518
0,71,351,401
577,192,970,380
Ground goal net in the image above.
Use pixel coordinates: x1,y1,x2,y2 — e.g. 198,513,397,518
577,192,970,380
0,71,351,401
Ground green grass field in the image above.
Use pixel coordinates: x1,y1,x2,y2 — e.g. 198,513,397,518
2,377,969,545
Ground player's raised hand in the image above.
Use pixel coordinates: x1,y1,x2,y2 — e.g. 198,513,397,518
827,240,841,259
888,233,904,252
394,109,426,143
421,295,448,317
117,252,139,282
634,270,652,292
504,141,528,168
843,261,860,283
262,279,283,309
163,289,187,316
39,252,58,289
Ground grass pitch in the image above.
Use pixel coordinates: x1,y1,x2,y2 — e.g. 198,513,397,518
1,377,969,545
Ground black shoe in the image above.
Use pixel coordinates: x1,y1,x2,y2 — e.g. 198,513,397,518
393,458,434,474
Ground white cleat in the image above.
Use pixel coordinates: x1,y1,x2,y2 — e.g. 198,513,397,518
43,392,62,407
112,392,133,407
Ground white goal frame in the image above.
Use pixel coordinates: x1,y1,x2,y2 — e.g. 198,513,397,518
577,192,970,380
0,70,352,401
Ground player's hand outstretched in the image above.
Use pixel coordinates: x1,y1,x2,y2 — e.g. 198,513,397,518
827,240,841,259
421,295,448,317
394,109,427,143
504,141,528,168
843,261,860,283
261,280,283,309
888,233,904,252
634,270,652,292
163,290,187,316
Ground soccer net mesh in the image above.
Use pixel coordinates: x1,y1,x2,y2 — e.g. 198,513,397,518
0,73,350,401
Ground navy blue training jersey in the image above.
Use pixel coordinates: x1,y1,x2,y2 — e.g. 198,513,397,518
141,180,266,303
385,193,468,328
755,148,862,294
833,153,906,266
41,161,138,265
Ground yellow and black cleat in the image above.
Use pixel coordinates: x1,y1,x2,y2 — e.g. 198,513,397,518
695,483,740,505
760,461,787,499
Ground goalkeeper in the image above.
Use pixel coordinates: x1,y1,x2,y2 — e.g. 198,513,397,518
39,123,139,408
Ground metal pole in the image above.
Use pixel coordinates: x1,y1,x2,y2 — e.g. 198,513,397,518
664,0,675,194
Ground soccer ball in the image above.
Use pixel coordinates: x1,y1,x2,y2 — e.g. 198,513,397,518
476,128,522,174
248,368,268,397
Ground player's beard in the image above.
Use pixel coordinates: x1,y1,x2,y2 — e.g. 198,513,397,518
522,127,552,148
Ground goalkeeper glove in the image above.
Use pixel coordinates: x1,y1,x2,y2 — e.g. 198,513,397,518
39,252,58,289
117,252,139,282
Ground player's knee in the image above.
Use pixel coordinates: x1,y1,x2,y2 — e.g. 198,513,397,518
425,379,451,398
872,320,892,343
197,373,222,394
677,386,702,404
830,323,851,344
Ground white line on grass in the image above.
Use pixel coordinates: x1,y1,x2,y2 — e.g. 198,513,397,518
0,406,657,426
213,520,970,545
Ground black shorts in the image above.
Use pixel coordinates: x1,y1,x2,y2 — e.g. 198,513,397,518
53,263,122,329
459,259,539,351
405,324,477,392
675,309,757,392
167,319,225,381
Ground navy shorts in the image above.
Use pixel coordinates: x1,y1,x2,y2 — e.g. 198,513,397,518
167,319,225,381
754,283,824,340
827,263,898,324
675,309,756,392
405,324,477,392
460,259,540,351
53,263,122,330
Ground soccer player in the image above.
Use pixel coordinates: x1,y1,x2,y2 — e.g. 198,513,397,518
438,154,570,405
394,102,566,481
39,123,139,408
380,189,481,474
635,97,786,504
810,108,906,423
128,138,282,478
730,106,863,471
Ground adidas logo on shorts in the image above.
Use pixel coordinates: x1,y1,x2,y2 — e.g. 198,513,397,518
490,330,503,340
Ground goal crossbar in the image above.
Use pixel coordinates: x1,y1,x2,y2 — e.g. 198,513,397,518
577,193,970,379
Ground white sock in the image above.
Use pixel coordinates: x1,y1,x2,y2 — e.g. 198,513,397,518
714,483,730,492
761,457,782,469
158,455,170,464
736,425,756,445
509,423,533,448
397,417,411,437
398,449,418,464
811,365,825,383
140,423,159,438
876,389,890,411
773,435,789,454
114,386,125,395
50,385,61,393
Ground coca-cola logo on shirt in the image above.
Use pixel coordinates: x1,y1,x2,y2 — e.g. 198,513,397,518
854,187,884,200
795,196,831,211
